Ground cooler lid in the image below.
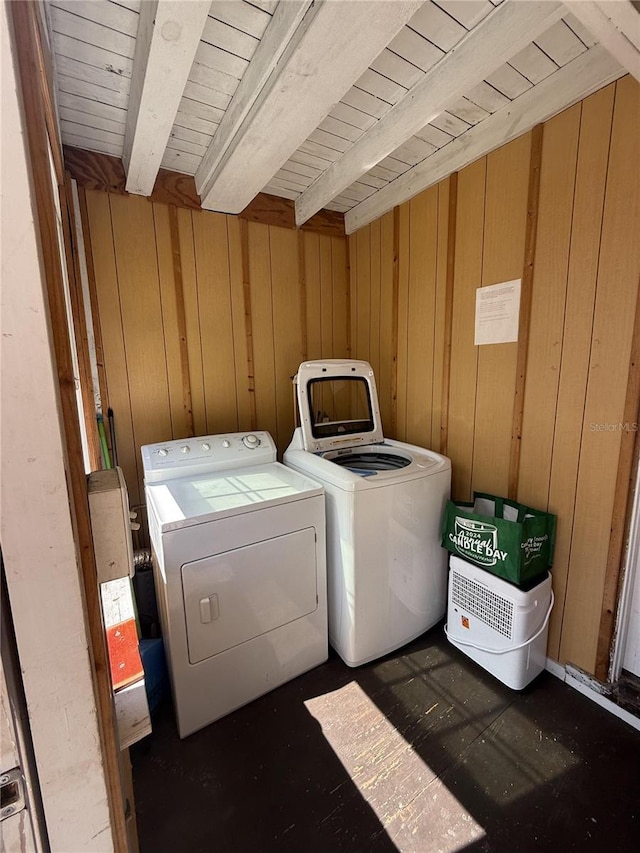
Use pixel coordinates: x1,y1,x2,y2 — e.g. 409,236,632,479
295,360,383,452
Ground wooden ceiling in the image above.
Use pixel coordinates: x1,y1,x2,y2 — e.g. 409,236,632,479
45,0,639,233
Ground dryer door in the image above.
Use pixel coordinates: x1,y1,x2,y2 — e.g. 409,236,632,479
181,527,318,664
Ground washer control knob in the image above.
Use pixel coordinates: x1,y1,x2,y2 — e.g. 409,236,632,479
180,445,191,454
222,440,231,448
243,434,261,449
201,442,211,451
158,448,169,457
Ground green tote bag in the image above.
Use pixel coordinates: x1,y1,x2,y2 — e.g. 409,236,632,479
441,492,556,587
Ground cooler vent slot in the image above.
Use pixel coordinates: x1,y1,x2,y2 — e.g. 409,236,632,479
451,570,514,639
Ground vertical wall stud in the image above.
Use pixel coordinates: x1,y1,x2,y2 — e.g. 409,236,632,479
240,219,258,429
390,206,400,437
168,204,195,437
348,233,357,359
508,124,544,500
298,230,308,361
240,218,258,430
440,172,458,457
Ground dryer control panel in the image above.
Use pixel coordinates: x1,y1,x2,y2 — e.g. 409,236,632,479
141,431,277,482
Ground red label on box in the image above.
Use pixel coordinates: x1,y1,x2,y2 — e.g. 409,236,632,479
106,618,144,691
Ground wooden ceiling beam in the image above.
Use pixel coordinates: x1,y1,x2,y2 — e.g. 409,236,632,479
123,0,210,196
295,0,566,226
344,46,624,234
195,0,313,201
566,1,640,82
197,0,424,214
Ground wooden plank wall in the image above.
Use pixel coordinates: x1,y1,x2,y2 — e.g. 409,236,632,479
83,192,349,515
348,77,640,675
82,77,638,676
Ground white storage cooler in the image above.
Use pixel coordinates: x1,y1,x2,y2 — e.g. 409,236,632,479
445,556,553,690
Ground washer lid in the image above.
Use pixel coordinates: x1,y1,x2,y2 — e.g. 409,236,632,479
145,462,323,532
295,359,383,452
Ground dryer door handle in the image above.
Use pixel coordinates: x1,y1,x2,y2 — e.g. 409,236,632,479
199,593,220,624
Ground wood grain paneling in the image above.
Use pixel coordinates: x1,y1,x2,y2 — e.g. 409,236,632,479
508,124,544,501
227,216,253,433
331,236,349,359
346,77,639,676
517,110,580,510
238,218,257,430
560,75,640,672
546,85,615,659
248,221,278,445
405,188,438,448
448,159,485,501
432,176,451,454
472,133,531,497
109,193,173,496
241,190,346,237
297,232,308,366
368,219,381,379
155,203,191,438
349,230,357,362
304,232,322,360
192,210,238,435
177,206,207,436
84,194,350,508
66,145,201,207
355,226,372,365
376,212,395,433
320,235,334,358
349,185,452,449
83,77,640,678
270,226,304,449
85,190,139,504
395,202,411,441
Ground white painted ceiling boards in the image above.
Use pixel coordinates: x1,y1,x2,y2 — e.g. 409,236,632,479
47,0,639,232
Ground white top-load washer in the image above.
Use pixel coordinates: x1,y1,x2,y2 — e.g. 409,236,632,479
285,360,451,667
142,431,327,738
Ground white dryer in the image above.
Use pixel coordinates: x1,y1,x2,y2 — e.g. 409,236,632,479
284,360,451,667
142,431,327,738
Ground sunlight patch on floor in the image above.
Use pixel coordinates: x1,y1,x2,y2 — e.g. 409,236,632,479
305,681,486,853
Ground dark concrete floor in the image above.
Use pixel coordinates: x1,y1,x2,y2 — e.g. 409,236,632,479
131,627,639,853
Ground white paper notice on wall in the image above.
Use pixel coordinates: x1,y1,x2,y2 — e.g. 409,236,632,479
475,279,521,346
